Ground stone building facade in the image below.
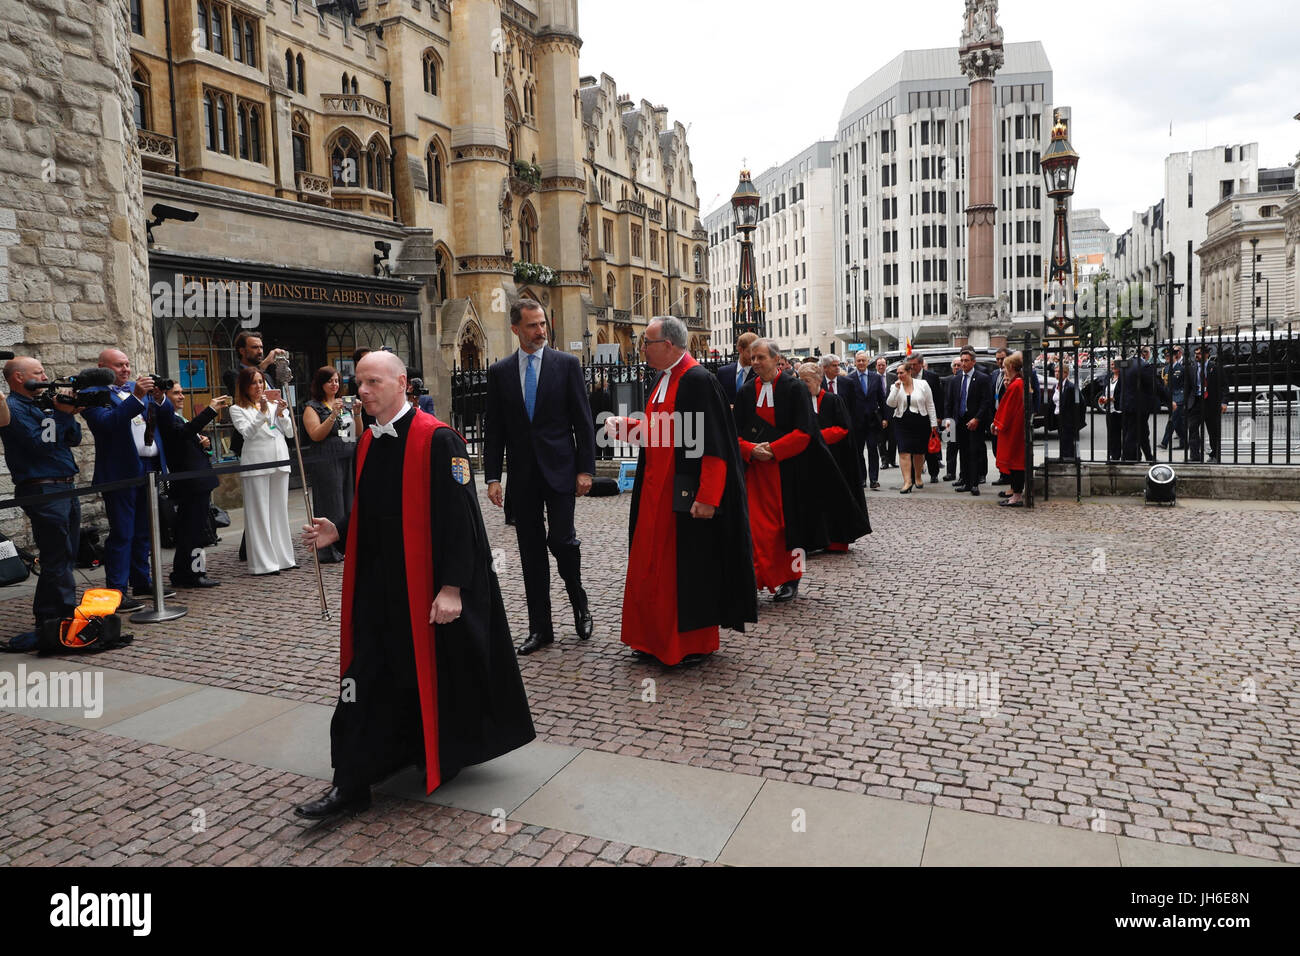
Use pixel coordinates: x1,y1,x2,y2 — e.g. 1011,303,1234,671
580,73,707,360
124,0,603,428
1198,191,1297,331
0,0,149,540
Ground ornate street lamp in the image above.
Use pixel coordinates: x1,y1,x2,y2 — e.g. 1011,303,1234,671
730,169,765,340
851,263,861,347
1041,108,1079,338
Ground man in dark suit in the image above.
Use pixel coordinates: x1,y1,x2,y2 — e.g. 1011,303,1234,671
943,359,961,479
1119,351,1167,462
485,298,596,655
1159,346,1187,450
1186,343,1226,462
82,349,177,611
915,355,945,482
951,348,993,495
846,351,885,489
715,332,758,405
873,355,897,469
158,384,225,588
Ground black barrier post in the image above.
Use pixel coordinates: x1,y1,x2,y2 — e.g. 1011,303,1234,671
1024,332,1035,509
130,470,187,624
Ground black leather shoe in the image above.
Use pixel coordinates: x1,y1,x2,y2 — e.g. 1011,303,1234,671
171,575,220,589
943,473,956,481
952,484,971,493
679,653,711,666
133,585,176,598
574,607,593,641
518,632,554,655
293,786,370,821
992,478,1010,486
773,581,799,603
970,486,981,496
870,482,881,490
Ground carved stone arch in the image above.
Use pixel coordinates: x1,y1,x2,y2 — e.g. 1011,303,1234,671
456,314,486,370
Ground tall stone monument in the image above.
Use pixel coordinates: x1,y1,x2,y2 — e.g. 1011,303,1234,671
956,0,1005,348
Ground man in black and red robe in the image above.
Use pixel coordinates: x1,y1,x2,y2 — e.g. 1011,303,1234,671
606,317,756,666
296,352,534,820
733,340,870,603
796,363,869,554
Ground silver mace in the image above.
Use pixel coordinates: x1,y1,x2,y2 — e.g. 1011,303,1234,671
274,357,331,620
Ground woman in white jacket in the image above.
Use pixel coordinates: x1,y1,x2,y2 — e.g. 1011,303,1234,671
886,360,939,493
230,367,297,576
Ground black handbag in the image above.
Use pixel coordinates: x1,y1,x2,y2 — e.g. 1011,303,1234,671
0,532,31,587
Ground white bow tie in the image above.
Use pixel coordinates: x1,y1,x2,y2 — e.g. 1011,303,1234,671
369,422,398,439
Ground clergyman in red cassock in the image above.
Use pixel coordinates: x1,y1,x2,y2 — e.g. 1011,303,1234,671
606,317,756,666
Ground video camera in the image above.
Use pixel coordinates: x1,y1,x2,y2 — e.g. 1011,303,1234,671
23,367,117,411
408,377,429,397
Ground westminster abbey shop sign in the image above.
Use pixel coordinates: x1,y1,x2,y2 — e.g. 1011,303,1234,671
148,251,421,327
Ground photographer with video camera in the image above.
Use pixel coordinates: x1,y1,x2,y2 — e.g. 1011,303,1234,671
1,356,84,649
405,366,435,416
82,348,177,613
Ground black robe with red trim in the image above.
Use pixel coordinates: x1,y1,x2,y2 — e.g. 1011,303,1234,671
815,390,869,520
734,372,871,556
330,408,534,795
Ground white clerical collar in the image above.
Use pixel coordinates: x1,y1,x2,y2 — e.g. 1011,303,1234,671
378,403,411,429
757,379,774,408
651,351,688,404
813,392,821,413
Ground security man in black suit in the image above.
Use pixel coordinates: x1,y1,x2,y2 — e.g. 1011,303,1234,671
157,384,226,588
951,347,993,495
1119,349,1168,462
715,332,758,406
1186,343,1227,462
485,298,596,655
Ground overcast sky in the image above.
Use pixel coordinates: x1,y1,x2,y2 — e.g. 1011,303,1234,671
577,0,1299,233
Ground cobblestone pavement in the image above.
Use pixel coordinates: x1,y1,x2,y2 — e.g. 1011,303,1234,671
2,486,1299,862
0,714,707,867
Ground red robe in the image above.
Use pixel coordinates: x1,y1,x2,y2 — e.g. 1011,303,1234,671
340,412,443,794
739,378,810,592
619,355,727,665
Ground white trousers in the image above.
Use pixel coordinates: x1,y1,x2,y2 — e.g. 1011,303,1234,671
241,471,296,575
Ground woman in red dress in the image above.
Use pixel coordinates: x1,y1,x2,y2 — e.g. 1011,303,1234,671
991,351,1026,507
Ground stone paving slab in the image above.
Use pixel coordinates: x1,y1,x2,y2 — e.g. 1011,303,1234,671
512,749,763,861
379,741,581,816
204,702,335,781
3,666,198,729
921,806,1121,866
717,778,931,867
1115,835,1286,867
102,685,302,752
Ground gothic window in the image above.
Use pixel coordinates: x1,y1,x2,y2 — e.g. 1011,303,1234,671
131,0,143,34
291,114,309,172
285,51,295,92
196,2,209,49
519,204,538,262
209,3,224,56
605,273,615,307
341,73,349,94
422,50,441,96
131,64,151,131
296,54,305,93
365,139,388,191
330,132,360,187
426,140,445,204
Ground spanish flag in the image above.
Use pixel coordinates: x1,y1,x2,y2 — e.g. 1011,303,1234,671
905,337,912,355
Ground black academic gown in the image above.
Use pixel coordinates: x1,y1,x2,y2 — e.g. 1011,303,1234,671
815,391,869,520
733,373,870,555
330,409,534,793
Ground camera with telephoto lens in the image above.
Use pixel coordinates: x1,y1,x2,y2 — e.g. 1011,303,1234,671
408,377,429,397
147,374,176,392
23,367,117,411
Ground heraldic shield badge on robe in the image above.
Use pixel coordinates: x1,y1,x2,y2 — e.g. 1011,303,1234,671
451,457,471,485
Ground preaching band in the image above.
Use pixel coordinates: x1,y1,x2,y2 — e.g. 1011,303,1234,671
290,309,875,822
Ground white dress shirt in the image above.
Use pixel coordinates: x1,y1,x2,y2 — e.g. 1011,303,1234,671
518,344,545,394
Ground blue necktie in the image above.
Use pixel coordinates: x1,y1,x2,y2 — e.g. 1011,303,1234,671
960,373,969,417
524,353,538,421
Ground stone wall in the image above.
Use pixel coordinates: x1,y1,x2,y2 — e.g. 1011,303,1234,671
0,0,149,544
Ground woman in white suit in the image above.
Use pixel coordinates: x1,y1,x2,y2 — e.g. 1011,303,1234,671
230,367,297,576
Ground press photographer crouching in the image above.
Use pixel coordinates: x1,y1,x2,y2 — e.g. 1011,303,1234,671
0,357,85,650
